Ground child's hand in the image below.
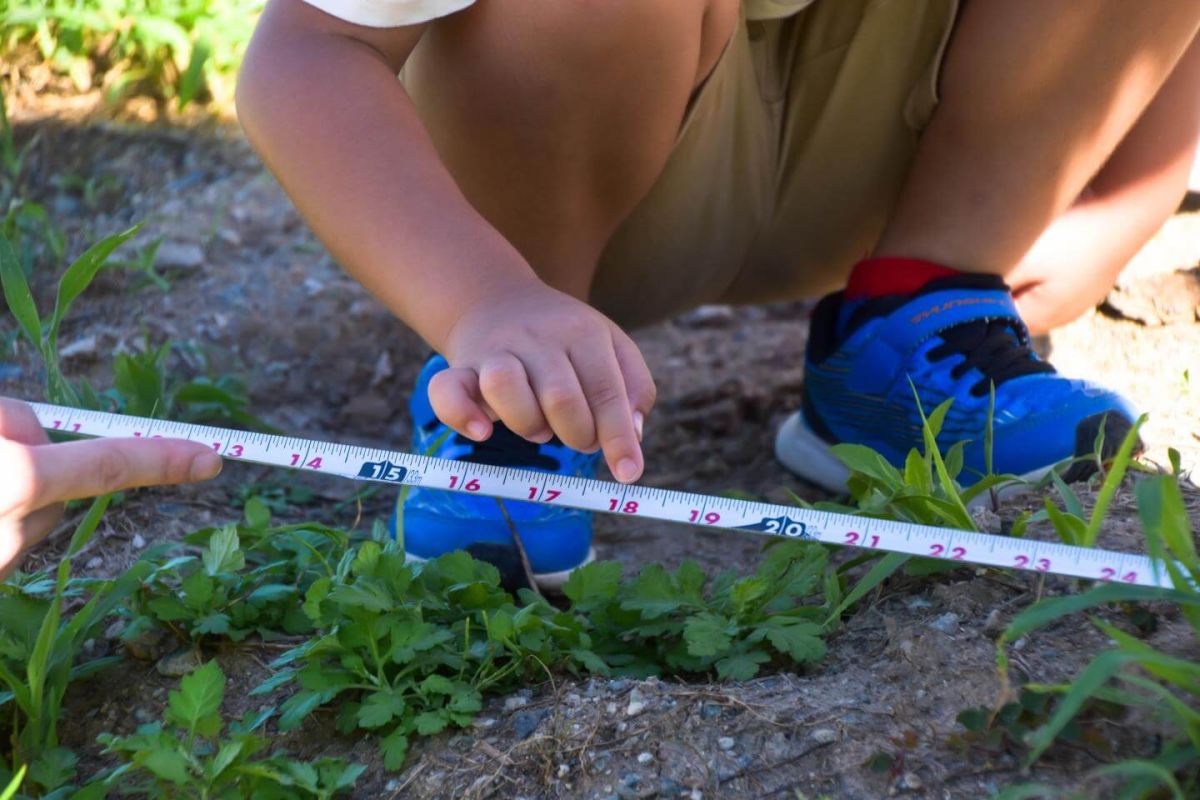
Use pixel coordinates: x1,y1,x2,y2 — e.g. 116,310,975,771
431,280,655,483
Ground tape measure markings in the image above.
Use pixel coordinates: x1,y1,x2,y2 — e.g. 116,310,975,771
29,401,1180,590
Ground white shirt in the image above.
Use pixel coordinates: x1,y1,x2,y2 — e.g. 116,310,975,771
300,0,816,29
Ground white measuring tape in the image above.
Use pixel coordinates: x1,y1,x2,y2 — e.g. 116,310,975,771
29,401,1179,590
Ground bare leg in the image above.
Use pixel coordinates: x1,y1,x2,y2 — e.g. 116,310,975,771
403,0,738,300
1011,33,1200,333
874,0,1200,306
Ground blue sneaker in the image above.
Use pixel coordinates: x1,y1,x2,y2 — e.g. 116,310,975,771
391,355,600,590
776,275,1138,492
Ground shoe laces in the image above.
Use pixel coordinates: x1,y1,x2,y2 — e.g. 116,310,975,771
454,424,562,471
926,319,1054,397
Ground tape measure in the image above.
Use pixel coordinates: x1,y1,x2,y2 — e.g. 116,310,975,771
29,401,1178,590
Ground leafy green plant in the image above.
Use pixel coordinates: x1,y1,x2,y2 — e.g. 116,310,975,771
1,227,267,429
952,687,1123,764
0,226,138,406
90,661,363,798
991,468,1200,799
0,497,149,796
3,0,263,111
123,500,350,645
564,540,828,678
261,539,829,769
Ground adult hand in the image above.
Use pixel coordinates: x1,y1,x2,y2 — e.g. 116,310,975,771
0,398,224,578
432,279,656,484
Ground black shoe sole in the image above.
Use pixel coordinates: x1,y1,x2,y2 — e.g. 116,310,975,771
1059,412,1142,484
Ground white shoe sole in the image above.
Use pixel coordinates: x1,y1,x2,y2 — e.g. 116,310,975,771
773,410,1049,510
404,546,597,592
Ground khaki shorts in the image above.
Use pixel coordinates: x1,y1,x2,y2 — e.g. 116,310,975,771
590,0,961,328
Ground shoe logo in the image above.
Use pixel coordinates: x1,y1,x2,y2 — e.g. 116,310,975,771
910,296,1007,325
357,459,411,483
736,514,812,539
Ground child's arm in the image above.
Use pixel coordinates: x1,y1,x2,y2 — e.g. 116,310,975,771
237,0,653,483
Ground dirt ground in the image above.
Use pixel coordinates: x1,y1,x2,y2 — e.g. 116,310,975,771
2,101,1200,799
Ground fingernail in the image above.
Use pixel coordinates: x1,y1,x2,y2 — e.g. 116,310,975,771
615,458,640,484
632,411,644,443
190,451,223,481
467,421,490,441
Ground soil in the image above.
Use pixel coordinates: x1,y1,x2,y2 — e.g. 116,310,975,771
2,97,1200,800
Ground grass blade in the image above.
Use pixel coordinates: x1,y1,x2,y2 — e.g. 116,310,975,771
823,552,908,627
1090,760,1185,800
49,226,138,351
0,231,42,346
1082,414,1146,547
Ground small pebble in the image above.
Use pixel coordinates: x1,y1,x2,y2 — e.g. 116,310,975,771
131,534,146,549
60,336,98,360
155,648,203,677
85,556,103,570
928,612,960,633
503,695,530,712
636,752,654,765
156,241,205,270
717,736,735,751
513,709,547,739
625,700,646,717
810,728,837,745
983,609,1007,638
659,778,682,796
557,763,570,778
970,507,1003,533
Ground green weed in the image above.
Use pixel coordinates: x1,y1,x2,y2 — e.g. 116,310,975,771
88,661,363,798
0,497,147,795
123,499,348,646
0,226,138,406
260,539,828,769
988,468,1200,798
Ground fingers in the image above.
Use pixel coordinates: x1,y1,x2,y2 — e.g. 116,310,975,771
427,366,494,442
525,353,597,452
478,355,551,443
25,437,223,509
612,331,657,442
569,337,643,483
0,398,50,446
